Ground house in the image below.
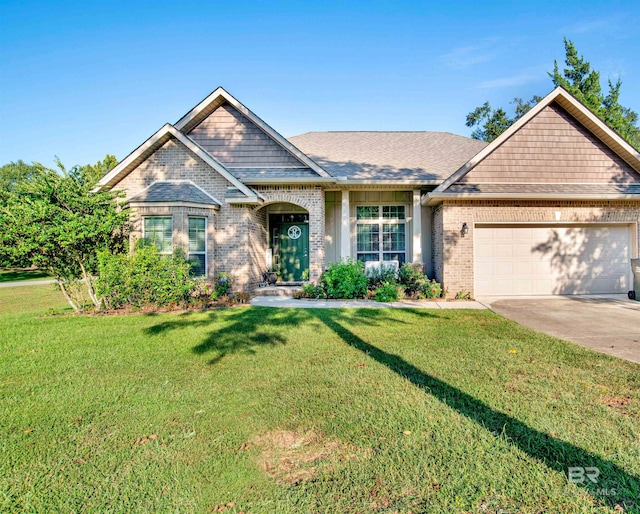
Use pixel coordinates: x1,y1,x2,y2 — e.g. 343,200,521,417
98,87,640,297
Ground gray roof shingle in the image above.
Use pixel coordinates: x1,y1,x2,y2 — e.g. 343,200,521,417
227,168,320,180
129,181,220,205
287,131,487,181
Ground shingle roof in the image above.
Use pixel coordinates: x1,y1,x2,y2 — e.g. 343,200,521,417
128,181,220,205
227,168,321,180
445,183,640,195
287,131,488,181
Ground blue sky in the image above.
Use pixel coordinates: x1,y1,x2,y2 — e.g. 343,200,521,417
1,0,639,168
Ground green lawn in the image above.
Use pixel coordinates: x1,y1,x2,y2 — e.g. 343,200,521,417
1,287,638,513
0,268,52,283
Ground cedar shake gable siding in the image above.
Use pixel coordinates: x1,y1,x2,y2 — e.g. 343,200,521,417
458,102,640,186
188,102,309,169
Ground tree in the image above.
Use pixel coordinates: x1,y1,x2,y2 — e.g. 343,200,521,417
465,97,541,142
79,154,118,187
466,38,640,150
0,160,41,203
0,160,129,312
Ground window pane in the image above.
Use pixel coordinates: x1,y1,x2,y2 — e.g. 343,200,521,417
383,253,406,264
356,206,379,220
383,206,405,219
188,218,206,252
188,254,205,277
357,253,380,263
357,224,379,252
144,217,172,253
382,223,405,251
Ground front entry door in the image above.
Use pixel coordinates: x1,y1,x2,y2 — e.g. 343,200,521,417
278,222,309,282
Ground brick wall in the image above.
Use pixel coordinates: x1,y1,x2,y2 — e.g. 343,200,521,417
253,186,326,281
436,200,640,297
115,137,326,290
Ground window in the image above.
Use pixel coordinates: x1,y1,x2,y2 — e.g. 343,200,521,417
356,205,406,263
143,217,173,254
188,217,206,277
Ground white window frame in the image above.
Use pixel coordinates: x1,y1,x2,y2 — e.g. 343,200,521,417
142,216,173,255
188,217,207,277
355,205,407,263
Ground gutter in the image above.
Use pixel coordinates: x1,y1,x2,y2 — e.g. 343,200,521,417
424,192,640,206
242,177,337,185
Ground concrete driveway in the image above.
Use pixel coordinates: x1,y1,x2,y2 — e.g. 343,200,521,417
478,295,640,364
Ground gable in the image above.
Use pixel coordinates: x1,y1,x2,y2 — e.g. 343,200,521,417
115,136,236,201
458,102,640,185
188,102,306,168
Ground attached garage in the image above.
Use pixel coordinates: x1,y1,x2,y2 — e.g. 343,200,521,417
474,224,633,296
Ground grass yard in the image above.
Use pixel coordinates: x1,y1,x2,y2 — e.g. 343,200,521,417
0,268,52,283
1,286,639,513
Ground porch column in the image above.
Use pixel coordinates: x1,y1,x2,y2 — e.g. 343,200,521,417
340,190,351,260
412,189,422,264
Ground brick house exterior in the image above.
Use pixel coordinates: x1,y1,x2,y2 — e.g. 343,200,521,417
98,87,640,296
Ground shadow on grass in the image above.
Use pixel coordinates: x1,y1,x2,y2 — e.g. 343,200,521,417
307,309,639,510
0,269,51,282
144,307,316,364
144,306,638,508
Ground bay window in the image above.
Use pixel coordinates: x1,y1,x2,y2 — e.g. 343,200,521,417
143,217,173,254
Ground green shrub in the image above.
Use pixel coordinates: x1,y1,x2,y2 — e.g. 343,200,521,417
321,260,368,299
398,263,428,296
454,289,471,300
211,272,233,300
366,264,397,289
96,245,197,309
420,279,443,299
374,282,400,302
296,282,327,299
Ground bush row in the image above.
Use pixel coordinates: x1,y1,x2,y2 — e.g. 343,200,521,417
294,260,443,302
96,245,248,310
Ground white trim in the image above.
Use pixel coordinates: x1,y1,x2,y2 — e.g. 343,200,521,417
225,196,263,205
174,87,332,178
436,86,640,193
336,178,441,185
340,191,351,260
97,124,172,190
238,177,336,184
412,189,422,264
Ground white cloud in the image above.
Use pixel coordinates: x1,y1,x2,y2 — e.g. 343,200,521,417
475,66,548,89
439,38,504,70
562,14,624,35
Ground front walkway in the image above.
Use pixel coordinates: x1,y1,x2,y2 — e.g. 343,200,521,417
0,279,56,288
250,296,486,309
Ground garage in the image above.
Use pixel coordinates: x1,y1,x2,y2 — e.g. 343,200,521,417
474,224,633,296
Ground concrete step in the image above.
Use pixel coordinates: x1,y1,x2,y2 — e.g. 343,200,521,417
253,285,303,297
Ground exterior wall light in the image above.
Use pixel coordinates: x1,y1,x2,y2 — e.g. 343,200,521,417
461,222,469,236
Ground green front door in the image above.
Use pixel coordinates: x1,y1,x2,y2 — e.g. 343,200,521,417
278,222,309,282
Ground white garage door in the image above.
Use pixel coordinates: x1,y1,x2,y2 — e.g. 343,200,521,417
475,224,632,296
